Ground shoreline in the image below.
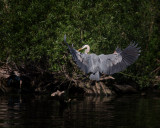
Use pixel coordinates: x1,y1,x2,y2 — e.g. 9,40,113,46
0,64,159,96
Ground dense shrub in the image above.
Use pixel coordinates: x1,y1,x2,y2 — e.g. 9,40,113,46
0,0,160,88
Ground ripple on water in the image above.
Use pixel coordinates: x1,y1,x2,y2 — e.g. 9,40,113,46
0,94,160,128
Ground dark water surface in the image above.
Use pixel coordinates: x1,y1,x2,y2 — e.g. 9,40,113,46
0,94,160,128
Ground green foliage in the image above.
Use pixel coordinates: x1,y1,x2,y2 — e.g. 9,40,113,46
0,0,160,88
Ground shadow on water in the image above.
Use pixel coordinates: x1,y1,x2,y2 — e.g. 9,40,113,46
1,94,160,128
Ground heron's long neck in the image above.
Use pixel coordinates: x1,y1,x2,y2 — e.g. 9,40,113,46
84,45,90,54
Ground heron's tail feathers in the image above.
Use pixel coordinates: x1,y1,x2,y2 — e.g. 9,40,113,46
89,72,100,81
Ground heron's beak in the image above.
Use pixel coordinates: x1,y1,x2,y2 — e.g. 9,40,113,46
77,48,83,51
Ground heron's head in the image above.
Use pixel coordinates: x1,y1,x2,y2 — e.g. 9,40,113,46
78,45,90,54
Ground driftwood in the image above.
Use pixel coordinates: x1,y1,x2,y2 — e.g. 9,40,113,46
62,69,114,96
0,62,140,95
51,90,65,97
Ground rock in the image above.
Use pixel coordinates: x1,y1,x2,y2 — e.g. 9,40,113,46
113,84,138,93
141,92,146,96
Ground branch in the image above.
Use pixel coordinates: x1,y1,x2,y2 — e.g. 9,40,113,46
100,76,115,81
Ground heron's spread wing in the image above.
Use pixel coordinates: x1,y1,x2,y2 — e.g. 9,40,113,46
64,35,98,74
99,43,140,75
64,34,140,79
70,49,91,73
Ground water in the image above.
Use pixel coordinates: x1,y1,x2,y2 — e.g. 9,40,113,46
0,94,160,128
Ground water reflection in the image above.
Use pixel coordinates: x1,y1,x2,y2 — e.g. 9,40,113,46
0,94,160,128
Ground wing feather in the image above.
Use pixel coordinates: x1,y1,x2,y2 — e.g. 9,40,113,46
64,35,98,74
99,42,140,75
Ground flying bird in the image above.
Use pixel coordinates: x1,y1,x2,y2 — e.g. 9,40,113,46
64,35,140,81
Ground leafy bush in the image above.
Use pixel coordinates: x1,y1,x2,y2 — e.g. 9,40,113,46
0,0,160,88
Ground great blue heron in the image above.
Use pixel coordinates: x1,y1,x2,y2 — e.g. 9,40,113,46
64,35,140,81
